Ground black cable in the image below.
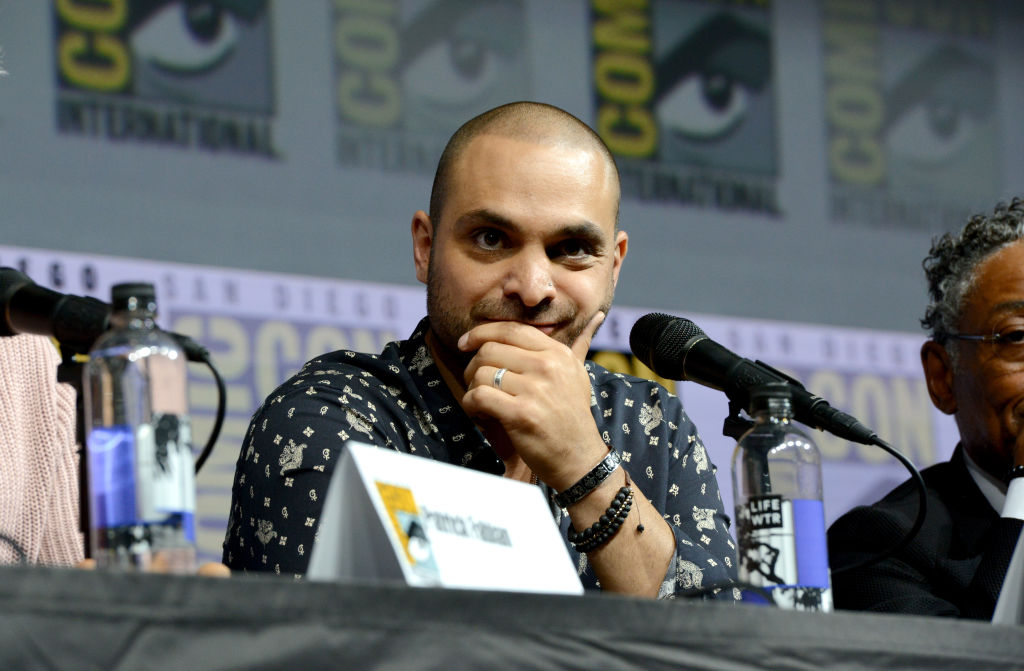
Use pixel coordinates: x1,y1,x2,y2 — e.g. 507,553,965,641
193,352,226,475
169,332,226,475
829,436,928,576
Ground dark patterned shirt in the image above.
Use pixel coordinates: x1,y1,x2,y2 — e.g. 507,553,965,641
223,319,739,598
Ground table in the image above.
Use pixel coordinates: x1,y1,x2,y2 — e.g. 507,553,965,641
1,565,1022,670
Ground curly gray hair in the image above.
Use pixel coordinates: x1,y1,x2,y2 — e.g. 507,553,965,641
921,197,1024,345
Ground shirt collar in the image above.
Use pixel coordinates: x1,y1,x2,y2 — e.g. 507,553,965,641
964,445,1007,513
397,318,504,476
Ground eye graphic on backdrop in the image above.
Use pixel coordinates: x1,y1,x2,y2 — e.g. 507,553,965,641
884,46,994,165
654,13,771,143
657,71,751,140
401,0,524,108
132,1,241,75
403,36,500,106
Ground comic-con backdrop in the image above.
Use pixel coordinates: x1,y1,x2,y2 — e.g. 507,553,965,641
2,0,1020,561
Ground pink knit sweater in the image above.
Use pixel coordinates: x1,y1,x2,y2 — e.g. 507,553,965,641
0,334,84,565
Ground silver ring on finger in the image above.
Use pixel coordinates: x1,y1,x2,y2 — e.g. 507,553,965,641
493,367,508,390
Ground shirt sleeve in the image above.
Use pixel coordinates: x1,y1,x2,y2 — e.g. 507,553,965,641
222,367,405,577
639,387,739,600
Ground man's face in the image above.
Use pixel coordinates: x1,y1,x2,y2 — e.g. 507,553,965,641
945,240,1024,476
414,133,626,369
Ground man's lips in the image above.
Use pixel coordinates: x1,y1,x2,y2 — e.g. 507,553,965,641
477,317,565,336
529,323,560,336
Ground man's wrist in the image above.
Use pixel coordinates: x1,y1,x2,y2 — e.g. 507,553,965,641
553,449,621,509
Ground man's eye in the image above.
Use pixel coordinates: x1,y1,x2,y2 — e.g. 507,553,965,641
999,330,1024,344
473,230,504,250
557,240,592,259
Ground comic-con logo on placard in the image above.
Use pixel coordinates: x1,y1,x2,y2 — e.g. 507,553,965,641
332,0,530,174
374,482,440,583
591,0,778,215
823,1,998,231
53,1,277,157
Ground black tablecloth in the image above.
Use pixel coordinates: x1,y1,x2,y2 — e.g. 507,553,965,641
1,565,1022,670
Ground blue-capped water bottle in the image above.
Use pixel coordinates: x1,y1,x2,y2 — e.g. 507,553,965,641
732,382,832,611
84,282,196,572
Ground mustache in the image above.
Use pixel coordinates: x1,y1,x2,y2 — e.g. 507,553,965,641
470,299,573,325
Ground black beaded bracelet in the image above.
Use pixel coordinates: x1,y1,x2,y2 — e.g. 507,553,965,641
1006,464,1024,483
554,450,622,509
567,485,633,554
570,491,632,554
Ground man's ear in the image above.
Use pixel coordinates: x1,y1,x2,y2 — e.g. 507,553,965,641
611,230,628,288
921,340,957,415
411,210,433,285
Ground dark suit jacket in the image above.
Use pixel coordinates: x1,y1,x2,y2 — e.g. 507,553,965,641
827,446,1023,619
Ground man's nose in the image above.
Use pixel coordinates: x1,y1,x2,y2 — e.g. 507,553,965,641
503,253,556,307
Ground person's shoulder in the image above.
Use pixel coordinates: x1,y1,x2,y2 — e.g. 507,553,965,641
585,359,673,395
872,457,961,509
585,359,693,438
586,360,682,409
264,341,406,405
829,457,958,537
291,348,380,382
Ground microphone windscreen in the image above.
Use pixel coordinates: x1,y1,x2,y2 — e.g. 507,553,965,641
0,268,34,337
630,313,705,380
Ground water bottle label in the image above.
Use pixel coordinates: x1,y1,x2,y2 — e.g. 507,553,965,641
138,414,197,522
87,425,138,528
737,495,832,612
89,416,196,544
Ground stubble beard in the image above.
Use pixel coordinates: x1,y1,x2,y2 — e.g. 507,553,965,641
425,266,614,376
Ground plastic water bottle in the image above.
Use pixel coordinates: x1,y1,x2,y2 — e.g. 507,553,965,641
732,382,832,611
84,282,196,572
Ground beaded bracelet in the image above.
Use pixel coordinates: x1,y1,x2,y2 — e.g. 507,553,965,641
1006,464,1024,483
554,450,622,509
567,485,633,554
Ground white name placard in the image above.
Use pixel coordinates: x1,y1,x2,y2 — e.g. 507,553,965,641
306,442,583,595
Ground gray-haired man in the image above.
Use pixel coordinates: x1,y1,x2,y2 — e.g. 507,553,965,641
829,198,1024,619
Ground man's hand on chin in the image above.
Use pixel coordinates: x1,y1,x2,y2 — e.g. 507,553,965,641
458,312,609,490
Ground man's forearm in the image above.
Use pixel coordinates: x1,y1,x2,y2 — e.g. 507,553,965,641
564,466,675,597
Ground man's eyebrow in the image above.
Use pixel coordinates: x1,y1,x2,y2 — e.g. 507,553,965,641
453,209,518,233
453,209,607,248
990,300,1024,316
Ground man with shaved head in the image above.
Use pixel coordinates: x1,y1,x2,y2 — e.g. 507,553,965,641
224,102,739,599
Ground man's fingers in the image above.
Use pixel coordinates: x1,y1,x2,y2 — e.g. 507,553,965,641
459,321,549,353
572,311,605,360
463,342,528,387
466,365,516,395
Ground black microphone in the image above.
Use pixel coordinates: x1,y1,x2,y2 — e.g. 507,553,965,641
0,267,209,362
0,267,110,350
630,312,877,445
